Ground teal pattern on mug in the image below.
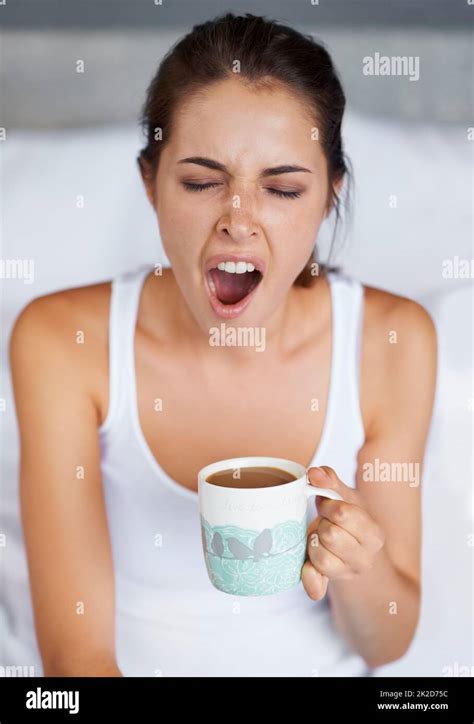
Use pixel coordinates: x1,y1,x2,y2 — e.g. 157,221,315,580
200,512,307,596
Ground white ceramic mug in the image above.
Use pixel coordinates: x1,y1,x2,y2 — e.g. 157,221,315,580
198,456,343,596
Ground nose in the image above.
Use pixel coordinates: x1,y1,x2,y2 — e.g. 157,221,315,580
216,193,260,244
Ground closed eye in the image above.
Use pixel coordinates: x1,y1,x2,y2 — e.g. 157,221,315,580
182,182,302,199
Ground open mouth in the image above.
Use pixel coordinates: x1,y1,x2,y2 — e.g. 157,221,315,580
205,259,264,318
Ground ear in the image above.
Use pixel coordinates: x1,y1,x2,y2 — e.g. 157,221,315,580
137,156,156,207
325,175,344,218
333,175,344,197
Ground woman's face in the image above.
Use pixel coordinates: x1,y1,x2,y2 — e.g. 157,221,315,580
144,76,334,331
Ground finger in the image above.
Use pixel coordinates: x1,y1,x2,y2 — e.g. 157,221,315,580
309,468,385,553
315,497,384,551
316,518,374,574
307,514,322,538
307,533,347,578
301,560,328,601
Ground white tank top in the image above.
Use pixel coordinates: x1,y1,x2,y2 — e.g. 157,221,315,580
99,264,371,677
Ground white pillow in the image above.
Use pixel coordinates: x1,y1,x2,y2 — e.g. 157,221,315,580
319,112,471,299
374,283,473,676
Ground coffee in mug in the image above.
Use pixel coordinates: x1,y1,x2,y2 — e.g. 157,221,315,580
206,466,297,489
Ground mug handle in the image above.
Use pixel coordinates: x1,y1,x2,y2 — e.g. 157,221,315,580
304,471,344,501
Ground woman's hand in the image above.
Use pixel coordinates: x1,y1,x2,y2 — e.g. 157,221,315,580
302,466,386,601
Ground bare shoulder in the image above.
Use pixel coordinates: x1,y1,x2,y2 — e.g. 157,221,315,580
360,284,437,436
10,279,111,340
363,283,437,345
9,280,112,421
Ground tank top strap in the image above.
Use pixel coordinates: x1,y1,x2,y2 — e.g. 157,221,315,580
99,264,152,436
326,270,365,451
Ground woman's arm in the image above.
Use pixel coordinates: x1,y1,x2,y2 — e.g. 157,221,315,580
10,292,122,677
302,296,437,668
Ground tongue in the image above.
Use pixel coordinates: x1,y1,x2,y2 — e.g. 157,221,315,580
209,268,260,305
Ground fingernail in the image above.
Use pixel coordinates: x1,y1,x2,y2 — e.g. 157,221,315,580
311,467,327,479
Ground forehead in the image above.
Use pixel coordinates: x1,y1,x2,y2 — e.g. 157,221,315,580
166,77,325,171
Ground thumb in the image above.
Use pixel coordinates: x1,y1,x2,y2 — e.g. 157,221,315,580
307,465,356,503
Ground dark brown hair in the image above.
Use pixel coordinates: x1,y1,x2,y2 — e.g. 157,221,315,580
138,13,351,285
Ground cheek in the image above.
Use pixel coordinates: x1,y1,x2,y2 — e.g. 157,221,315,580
156,191,209,264
298,187,328,231
268,197,325,270
157,186,190,227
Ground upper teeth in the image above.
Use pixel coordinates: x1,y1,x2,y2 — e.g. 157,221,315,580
216,261,256,274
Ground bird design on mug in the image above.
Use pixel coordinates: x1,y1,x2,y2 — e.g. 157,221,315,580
205,527,274,562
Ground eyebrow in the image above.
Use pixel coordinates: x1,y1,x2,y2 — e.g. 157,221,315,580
177,156,312,177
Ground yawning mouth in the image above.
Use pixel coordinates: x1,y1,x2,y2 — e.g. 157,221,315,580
208,264,262,304
204,257,265,318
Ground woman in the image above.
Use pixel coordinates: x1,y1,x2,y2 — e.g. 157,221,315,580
10,13,436,677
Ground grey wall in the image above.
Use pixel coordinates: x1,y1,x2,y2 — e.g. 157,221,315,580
0,0,470,29
1,0,472,128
